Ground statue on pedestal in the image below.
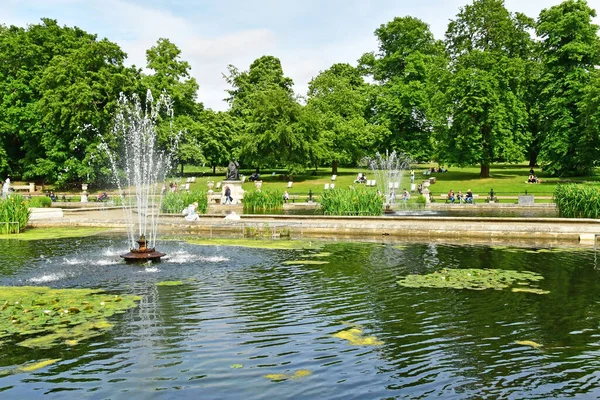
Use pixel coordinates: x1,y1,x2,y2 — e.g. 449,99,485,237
226,159,240,180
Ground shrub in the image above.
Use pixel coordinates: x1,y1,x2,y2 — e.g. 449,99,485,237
161,190,207,214
0,195,31,234
415,194,427,205
320,188,384,216
243,189,284,212
28,196,52,208
554,184,600,219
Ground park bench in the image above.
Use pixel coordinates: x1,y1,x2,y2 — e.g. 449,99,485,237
438,194,479,203
11,183,36,193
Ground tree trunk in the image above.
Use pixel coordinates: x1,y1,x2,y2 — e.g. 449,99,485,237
480,164,490,178
255,167,260,174
212,165,216,174
528,152,538,168
180,163,184,176
332,160,338,175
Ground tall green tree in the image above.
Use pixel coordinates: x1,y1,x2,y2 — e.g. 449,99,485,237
142,38,203,175
196,109,240,174
359,16,447,162
0,19,139,184
536,0,600,176
442,0,534,177
225,56,318,173
307,63,384,174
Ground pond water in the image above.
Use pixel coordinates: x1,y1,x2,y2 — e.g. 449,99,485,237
0,236,599,399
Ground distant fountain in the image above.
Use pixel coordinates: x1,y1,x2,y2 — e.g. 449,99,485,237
100,91,180,263
367,150,411,210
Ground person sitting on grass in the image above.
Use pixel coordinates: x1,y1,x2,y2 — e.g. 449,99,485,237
447,190,455,204
402,189,410,202
465,189,474,204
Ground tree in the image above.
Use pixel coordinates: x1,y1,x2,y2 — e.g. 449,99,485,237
0,19,139,185
442,0,534,177
195,109,240,174
359,17,447,162
225,56,318,173
536,0,600,176
142,38,203,175
307,63,383,174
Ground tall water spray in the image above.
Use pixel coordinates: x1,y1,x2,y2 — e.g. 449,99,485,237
368,150,411,204
100,91,180,252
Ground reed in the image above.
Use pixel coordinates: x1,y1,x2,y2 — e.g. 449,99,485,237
161,190,208,214
243,190,284,212
554,184,600,219
320,188,384,216
0,195,31,234
27,196,52,208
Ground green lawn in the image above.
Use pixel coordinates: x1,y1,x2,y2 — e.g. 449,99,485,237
180,163,600,201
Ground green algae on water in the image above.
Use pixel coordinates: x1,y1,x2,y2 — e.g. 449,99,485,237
0,286,141,349
186,238,323,250
156,281,185,286
282,260,329,265
0,227,110,241
397,268,547,293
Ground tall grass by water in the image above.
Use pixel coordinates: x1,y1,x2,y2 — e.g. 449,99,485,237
243,189,284,212
0,195,30,233
161,190,208,214
320,188,384,216
554,184,600,218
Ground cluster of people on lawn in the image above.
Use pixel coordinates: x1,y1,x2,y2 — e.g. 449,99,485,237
528,169,541,184
446,189,474,204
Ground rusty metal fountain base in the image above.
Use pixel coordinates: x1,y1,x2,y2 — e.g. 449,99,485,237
120,235,165,263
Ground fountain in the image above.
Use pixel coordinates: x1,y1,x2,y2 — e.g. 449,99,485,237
367,150,411,213
100,91,180,263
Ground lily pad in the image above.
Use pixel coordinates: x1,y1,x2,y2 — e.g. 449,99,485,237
18,358,61,372
511,288,550,295
299,252,331,258
333,327,383,346
0,286,141,349
156,281,185,286
230,364,243,369
282,260,329,265
515,340,543,349
264,369,312,381
397,268,547,293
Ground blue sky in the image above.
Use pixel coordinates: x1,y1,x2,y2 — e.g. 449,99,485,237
2,0,598,110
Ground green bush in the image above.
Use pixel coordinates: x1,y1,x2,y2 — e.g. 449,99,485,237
554,184,600,219
0,195,31,234
161,190,207,214
243,189,284,212
320,188,384,216
415,194,427,204
28,196,52,208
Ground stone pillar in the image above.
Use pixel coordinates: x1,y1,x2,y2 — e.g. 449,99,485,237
81,183,88,203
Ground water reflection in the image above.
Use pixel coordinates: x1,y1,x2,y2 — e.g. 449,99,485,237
0,238,598,398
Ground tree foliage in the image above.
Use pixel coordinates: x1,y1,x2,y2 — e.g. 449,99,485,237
536,0,600,176
442,0,533,177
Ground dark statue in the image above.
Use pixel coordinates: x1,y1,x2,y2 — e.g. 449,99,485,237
226,160,240,180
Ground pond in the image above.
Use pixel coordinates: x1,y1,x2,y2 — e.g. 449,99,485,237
0,235,599,399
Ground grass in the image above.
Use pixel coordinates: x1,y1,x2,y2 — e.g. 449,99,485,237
37,163,597,205
178,163,599,202
0,227,110,240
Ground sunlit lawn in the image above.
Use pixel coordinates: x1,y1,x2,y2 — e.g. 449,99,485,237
182,163,600,201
